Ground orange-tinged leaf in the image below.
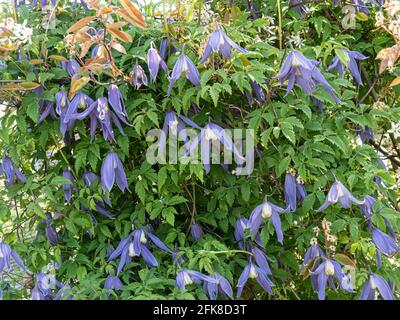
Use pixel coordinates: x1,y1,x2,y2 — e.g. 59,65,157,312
69,75,90,99
110,41,127,54
0,84,24,91
107,21,128,29
98,7,113,15
119,0,145,23
67,16,95,33
390,76,400,87
117,8,146,30
48,55,68,61
107,28,132,43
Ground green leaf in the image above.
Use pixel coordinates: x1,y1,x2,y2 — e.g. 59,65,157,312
51,176,73,185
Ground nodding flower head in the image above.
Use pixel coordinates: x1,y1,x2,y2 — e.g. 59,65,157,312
167,53,200,96
204,272,234,300
328,49,368,85
0,156,27,186
100,151,129,193
372,228,399,257
199,28,247,64
0,240,29,273
104,274,123,299
131,62,148,89
60,59,80,77
248,199,286,243
310,257,347,300
289,0,309,18
190,223,203,241
275,50,341,104
175,269,217,291
147,43,169,82
300,241,325,272
108,227,173,274
317,180,363,212
237,261,274,298
360,273,395,300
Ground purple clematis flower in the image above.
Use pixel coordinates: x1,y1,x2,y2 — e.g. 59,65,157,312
234,217,264,250
167,53,200,96
284,172,307,212
360,195,378,220
60,59,80,77
203,272,234,300
38,101,57,124
175,269,217,291
131,62,148,89
157,111,198,160
62,170,75,203
190,223,203,241
327,49,368,85
199,28,247,64
101,151,129,193
0,239,28,273
310,258,346,300
65,91,129,143
159,36,177,60
248,199,286,243
372,228,399,257
56,90,78,137
317,180,363,212
237,261,274,298
245,81,266,105
184,122,245,174
147,43,169,82
356,126,373,143
36,212,61,246
31,272,64,300
289,0,309,18
276,50,341,103
104,274,123,299
360,273,395,300
108,227,173,274
300,240,325,272
0,156,26,186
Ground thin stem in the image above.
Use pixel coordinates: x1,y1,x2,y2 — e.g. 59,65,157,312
277,0,283,50
50,133,78,180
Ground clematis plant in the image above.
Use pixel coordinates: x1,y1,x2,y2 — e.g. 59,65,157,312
317,180,364,212
327,49,368,85
175,269,217,291
0,239,29,273
371,228,399,257
360,273,395,300
276,50,341,103
199,27,247,64
0,156,26,186
309,258,349,300
104,274,123,299
131,62,148,89
101,151,129,193
167,53,200,96
108,227,173,274
248,199,286,243
147,43,169,82
203,272,233,300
